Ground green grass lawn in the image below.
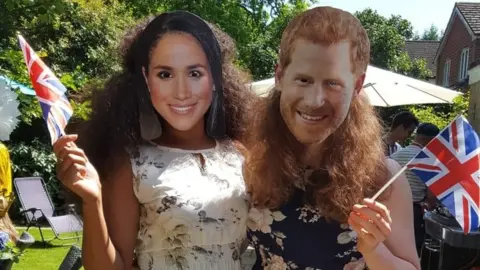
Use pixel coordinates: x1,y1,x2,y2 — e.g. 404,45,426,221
13,227,83,270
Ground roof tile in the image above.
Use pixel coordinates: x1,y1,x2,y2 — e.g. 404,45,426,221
404,40,440,74
457,2,480,35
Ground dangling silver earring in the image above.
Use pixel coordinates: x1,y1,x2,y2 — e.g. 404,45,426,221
206,83,226,138
142,68,151,93
138,67,162,141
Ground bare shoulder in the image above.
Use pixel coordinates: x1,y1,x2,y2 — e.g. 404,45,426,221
385,158,402,172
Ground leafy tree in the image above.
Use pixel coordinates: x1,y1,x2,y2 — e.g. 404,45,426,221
412,24,442,41
354,9,462,130
1,0,133,79
0,0,137,212
239,1,309,79
355,9,414,71
355,8,433,83
412,31,421,40
1,0,135,126
410,93,469,128
118,0,313,80
422,24,441,41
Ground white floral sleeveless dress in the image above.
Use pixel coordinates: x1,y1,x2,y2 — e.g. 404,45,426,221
129,140,248,270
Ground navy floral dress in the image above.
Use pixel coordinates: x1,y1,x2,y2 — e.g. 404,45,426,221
247,170,366,270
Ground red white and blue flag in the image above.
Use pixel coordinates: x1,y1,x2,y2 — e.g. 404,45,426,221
18,35,73,144
407,115,480,233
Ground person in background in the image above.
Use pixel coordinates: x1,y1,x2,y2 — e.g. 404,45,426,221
391,122,440,256
384,111,419,156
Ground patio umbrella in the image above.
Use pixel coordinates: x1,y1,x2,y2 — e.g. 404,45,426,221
247,65,462,107
249,78,275,97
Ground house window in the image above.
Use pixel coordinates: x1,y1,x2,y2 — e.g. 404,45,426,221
443,60,451,87
459,47,469,80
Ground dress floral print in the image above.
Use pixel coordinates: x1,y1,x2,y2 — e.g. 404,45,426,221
129,140,248,270
247,169,367,270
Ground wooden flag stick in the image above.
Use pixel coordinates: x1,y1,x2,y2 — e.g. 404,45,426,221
371,165,408,201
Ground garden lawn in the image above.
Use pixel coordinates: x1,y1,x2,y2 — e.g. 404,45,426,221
13,227,83,270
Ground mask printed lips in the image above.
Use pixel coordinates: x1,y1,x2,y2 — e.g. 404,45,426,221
297,110,329,122
170,103,197,115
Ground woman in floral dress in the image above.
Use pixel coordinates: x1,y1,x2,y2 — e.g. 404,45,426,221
53,11,256,270
244,7,420,270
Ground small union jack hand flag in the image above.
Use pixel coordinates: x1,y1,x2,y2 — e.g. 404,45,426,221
17,35,73,144
407,115,480,234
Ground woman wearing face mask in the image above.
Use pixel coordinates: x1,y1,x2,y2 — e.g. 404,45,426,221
53,11,256,270
245,7,420,270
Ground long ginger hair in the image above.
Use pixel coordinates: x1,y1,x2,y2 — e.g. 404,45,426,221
244,7,390,222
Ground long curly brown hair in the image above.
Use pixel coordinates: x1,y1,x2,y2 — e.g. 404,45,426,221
76,14,257,180
244,7,390,222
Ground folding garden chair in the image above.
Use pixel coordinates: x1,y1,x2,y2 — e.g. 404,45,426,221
13,177,83,246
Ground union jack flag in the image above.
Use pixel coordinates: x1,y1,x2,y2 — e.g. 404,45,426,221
407,115,480,233
18,35,73,144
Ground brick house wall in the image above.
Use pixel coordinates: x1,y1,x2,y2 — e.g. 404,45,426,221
435,3,480,134
436,14,474,87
